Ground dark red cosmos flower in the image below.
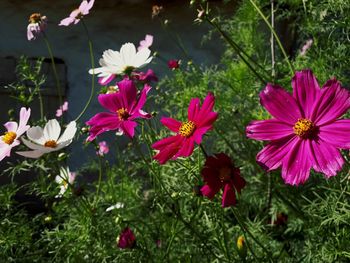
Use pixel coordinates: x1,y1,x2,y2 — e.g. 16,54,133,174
201,153,246,207
168,59,180,70
117,227,136,249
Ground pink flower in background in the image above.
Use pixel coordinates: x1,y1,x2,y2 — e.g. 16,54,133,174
117,227,136,249
246,69,350,185
89,43,153,85
27,13,47,41
300,39,313,56
59,0,95,26
97,141,109,156
138,34,153,51
55,167,77,198
201,153,246,207
56,101,69,117
152,93,218,164
86,79,151,140
0,108,31,161
168,59,180,70
132,69,158,83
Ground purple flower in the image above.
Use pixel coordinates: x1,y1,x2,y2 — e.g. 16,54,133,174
86,79,151,140
27,13,47,41
246,69,350,185
96,141,109,156
59,0,94,26
168,59,180,70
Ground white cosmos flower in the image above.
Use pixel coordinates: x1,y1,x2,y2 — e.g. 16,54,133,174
55,167,76,198
16,119,77,158
88,42,153,85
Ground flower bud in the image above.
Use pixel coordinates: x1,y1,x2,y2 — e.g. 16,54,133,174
237,235,247,258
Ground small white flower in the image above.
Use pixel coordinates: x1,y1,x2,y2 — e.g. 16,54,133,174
55,167,76,197
106,202,124,212
89,42,153,85
16,119,77,158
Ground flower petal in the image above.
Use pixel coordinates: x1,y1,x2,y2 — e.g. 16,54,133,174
292,69,320,118
98,93,121,112
260,84,301,124
119,120,137,138
130,84,151,115
98,74,115,85
4,122,18,133
222,183,236,207
201,184,220,200
188,98,200,121
152,135,183,164
256,135,298,171
86,113,120,141
318,120,350,149
16,150,45,159
118,79,137,110
160,117,181,133
309,139,344,178
311,79,350,126
246,119,293,141
43,119,61,141
281,139,312,185
173,137,195,159
57,121,77,144
27,126,45,145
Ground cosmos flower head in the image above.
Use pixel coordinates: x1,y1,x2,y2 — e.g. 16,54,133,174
246,69,350,185
59,0,95,26
55,167,76,198
138,34,153,51
27,13,47,41
17,119,77,158
0,107,31,161
117,227,136,249
168,59,180,70
152,92,218,164
56,101,69,117
89,43,153,85
86,79,151,140
201,153,246,207
97,141,109,156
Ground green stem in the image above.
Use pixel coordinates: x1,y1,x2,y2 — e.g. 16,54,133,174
38,88,44,120
75,19,95,122
249,0,295,76
42,33,63,106
206,18,269,84
231,208,272,260
94,154,103,207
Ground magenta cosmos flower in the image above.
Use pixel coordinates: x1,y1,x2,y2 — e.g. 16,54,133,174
59,0,94,26
0,107,31,161
246,69,350,185
117,227,136,249
86,79,151,140
201,153,246,207
152,93,218,164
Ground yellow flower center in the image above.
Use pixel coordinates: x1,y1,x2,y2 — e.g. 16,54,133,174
179,121,196,137
219,167,231,182
293,118,315,138
44,140,57,148
63,180,68,187
29,13,42,23
117,108,130,120
2,131,17,145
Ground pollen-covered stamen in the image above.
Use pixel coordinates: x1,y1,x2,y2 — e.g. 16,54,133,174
29,13,42,23
117,108,130,120
179,121,196,137
219,167,231,182
2,131,17,145
293,118,315,138
44,140,57,148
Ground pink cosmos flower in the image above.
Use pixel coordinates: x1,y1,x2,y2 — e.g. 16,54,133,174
56,101,69,117
59,0,94,26
152,93,218,164
138,34,153,51
201,153,246,207
117,227,136,249
86,79,151,140
27,13,47,41
97,141,109,156
132,69,158,83
246,69,350,185
0,108,31,161
168,59,180,70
